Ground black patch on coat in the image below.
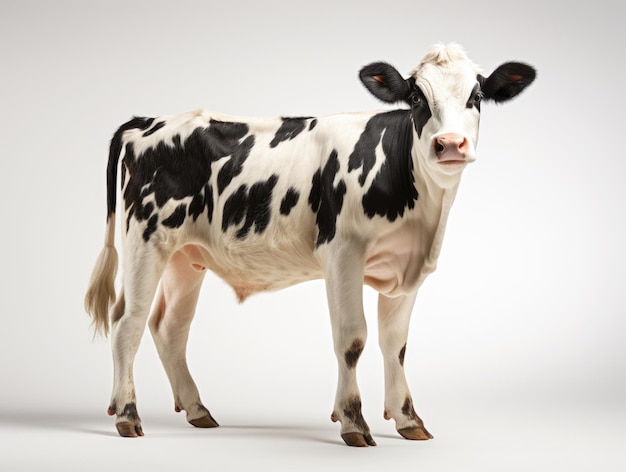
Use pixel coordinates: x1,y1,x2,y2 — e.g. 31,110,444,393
344,339,365,369
142,120,166,137
466,83,483,111
269,117,315,148
189,183,214,223
120,402,141,421
217,135,255,194
399,343,407,367
107,117,156,220
309,118,318,130
410,86,432,138
308,150,347,246
221,174,279,239
401,397,421,423
121,119,252,239
222,185,247,233
137,201,154,221
279,187,300,215
143,214,158,241
348,110,418,221
343,396,370,435
162,203,187,228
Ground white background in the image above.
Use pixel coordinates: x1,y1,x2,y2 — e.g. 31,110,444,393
1,1,625,470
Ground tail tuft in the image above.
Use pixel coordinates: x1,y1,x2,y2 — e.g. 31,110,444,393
85,217,118,338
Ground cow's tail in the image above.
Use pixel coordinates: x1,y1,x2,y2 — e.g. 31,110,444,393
84,119,140,338
84,218,118,338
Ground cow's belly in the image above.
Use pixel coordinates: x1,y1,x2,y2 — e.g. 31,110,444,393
177,241,323,301
173,216,437,301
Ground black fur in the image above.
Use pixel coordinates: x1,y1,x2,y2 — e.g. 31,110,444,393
348,111,418,221
409,85,432,138
217,135,255,194
279,188,300,216
161,203,187,228
342,396,371,438
466,83,483,111
221,185,247,234
120,403,141,421
344,339,365,369
401,397,420,422
308,150,347,247
480,62,536,103
221,175,279,239
359,62,412,104
120,119,253,240
143,214,158,242
142,120,165,137
399,344,407,367
107,117,155,220
189,183,214,223
269,117,315,148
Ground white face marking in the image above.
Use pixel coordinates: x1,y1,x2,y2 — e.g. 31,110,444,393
410,46,482,187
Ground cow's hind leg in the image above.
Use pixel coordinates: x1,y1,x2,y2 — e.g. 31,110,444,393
108,244,168,437
378,292,433,440
148,249,218,429
323,242,376,447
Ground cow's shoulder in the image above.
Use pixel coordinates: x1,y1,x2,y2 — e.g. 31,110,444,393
347,110,418,222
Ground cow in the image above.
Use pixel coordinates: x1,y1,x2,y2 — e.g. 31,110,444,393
85,43,535,447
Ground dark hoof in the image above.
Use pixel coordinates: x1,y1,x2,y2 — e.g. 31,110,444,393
116,421,144,437
189,414,219,428
341,432,377,447
398,426,433,440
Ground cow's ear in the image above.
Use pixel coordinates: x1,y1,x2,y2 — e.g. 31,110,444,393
480,62,536,103
360,62,412,103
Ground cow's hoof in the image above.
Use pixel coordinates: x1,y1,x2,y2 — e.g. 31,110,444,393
116,421,144,437
341,432,377,447
397,426,433,440
189,414,219,428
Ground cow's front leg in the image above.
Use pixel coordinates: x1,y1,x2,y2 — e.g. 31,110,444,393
378,292,433,440
323,241,375,447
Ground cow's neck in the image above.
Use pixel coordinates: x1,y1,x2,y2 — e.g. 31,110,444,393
410,152,463,287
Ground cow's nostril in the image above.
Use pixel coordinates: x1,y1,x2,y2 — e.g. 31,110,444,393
434,134,468,160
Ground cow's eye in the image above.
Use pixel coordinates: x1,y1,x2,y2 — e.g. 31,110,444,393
467,89,484,109
411,94,422,107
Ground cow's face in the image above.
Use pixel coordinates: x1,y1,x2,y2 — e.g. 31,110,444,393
360,43,535,188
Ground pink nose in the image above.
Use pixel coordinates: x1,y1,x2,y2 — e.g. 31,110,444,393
433,133,468,161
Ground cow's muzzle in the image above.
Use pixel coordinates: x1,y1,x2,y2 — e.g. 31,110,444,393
433,133,474,165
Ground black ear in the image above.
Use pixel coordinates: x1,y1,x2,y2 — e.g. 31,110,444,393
359,62,412,103
480,62,536,103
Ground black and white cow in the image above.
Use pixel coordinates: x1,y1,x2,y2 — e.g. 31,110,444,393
85,43,535,447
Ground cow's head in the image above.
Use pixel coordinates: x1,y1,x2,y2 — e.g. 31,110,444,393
360,43,536,188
